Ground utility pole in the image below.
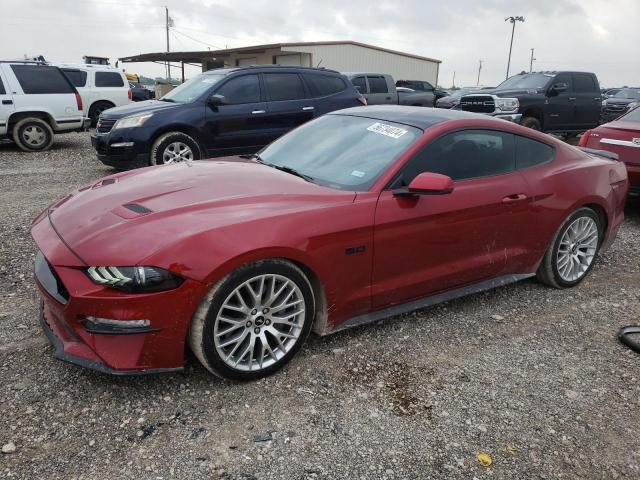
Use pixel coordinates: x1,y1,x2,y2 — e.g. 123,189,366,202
529,48,536,72
452,71,456,89
477,60,483,86
165,6,170,80
505,16,525,79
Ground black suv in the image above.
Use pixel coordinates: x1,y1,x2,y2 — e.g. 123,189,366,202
457,71,602,135
92,66,364,169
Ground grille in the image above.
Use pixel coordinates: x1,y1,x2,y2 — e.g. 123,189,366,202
604,104,627,112
96,118,117,133
459,95,495,113
35,251,69,304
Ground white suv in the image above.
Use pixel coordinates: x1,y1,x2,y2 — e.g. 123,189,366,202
0,60,89,152
56,64,131,126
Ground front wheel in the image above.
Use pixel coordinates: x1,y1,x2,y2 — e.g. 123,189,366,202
537,208,602,288
521,116,542,131
150,132,201,165
12,117,54,152
188,260,315,380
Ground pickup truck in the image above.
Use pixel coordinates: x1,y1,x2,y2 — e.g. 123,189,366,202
456,71,602,136
344,73,435,107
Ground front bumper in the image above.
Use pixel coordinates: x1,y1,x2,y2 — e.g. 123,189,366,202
32,216,207,375
91,129,150,169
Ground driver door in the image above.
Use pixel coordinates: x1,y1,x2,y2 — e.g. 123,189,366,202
372,129,531,308
544,73,574,131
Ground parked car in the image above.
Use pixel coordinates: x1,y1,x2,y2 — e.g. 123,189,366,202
129,81,154,101
57,63,131,126
92,65,365,169
602,88,623,99
436,87,484,109
457,71,602,136
600,88,640,123
33,106,627,380
396,79,448,101
0,60,89,151
345,73,435,107
579,104,640,198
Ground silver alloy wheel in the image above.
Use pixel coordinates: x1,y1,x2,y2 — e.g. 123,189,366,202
214,274,306,372
22,125,47,147
162,141,193,164
556,216,599,282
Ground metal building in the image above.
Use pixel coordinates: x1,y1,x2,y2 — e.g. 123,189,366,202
119,41,441,86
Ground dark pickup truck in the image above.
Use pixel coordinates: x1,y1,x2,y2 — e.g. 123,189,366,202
456,71,602,136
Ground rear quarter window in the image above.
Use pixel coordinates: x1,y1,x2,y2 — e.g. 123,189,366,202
303,74,347,97
515,135,554,169
95,72,125,87
0,76,5,95
11,65,74,94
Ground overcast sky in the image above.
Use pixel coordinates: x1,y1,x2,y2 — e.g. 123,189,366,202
1,0,638,88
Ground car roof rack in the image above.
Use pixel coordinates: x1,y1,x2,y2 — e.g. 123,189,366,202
0,59,48,65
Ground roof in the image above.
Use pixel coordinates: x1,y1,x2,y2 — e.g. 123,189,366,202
329,105,492,130
202,65,341,75
119,41,441,64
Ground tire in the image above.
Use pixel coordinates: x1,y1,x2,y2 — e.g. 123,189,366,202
149,132,201,166
12,117,54,152
562,132,578,141
521,116,542,131
188,259,315,381
88,101,114,127
536,208,602,288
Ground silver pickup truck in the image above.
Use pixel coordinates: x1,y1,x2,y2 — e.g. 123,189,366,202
344,73,435,107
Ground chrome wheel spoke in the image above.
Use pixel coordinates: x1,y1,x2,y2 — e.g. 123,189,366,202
556,216,598,282
214,273,305,372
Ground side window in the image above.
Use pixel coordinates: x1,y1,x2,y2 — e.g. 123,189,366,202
399,130,515,184
10,65,74,94
423,81,435,91
367,76,388,94
0,75,5,95
216,74,261,104
303,73,346,97
552,73,572,92
263,73,306,101
62,69,88,87
95,72,125,87
515,135,554,169
351,76,367,93
573,73,597,93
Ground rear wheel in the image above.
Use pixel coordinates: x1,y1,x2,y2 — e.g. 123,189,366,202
521,116,542,131
12,117,54,152
188,260,315,380
150,132,201,166
536,208,602,288
88,101,114,127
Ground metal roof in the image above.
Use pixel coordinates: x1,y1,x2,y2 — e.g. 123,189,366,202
119,41,442,64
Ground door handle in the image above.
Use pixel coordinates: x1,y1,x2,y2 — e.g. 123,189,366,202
302,106,314,111
1,100,12,105
251,110,266,114
386,97,392,100
502,193,528,203
594,97,601,101
568,97,576,101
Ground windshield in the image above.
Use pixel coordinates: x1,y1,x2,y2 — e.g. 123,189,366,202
258,114,422,191
161,73,226,103
496,73,553,90
613,89,640,100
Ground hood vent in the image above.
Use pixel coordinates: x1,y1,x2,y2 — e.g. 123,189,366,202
123,203,153,215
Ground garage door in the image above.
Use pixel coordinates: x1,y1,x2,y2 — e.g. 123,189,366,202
236,57,257,67
275,54,302,66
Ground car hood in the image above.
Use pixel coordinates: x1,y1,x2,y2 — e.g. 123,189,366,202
99,100,181,119
464,88,542,97
45,159,355,266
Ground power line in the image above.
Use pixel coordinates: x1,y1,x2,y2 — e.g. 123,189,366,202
171,28,223,49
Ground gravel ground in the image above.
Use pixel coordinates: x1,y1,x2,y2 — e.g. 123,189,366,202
1,132,639,479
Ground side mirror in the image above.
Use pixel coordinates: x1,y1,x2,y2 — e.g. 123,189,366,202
549,82,568,95
207,94,226,107
393,172,454,197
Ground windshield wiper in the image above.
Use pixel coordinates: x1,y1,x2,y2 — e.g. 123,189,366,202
159,98,176,102
270,164,315,183
240,153,264,163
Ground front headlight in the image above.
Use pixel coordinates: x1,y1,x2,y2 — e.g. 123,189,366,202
113,113,153,130
86,266,184,293
495,98,519,112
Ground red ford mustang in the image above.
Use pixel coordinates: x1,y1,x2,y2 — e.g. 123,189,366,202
579,105,640,198
32,106,628,380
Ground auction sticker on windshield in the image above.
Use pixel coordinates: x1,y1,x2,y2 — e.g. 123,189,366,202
367,122,408,139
